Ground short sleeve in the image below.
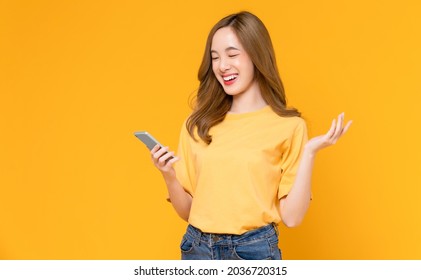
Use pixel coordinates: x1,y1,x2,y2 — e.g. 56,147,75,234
173,120,195,197
278,118,308,199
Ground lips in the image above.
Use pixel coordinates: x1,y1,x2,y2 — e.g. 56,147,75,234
222,74,238,85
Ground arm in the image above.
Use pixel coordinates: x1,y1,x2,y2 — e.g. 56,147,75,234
279,112,352,227
151,145,192,221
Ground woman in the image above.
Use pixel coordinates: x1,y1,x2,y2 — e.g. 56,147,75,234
150,11,352,260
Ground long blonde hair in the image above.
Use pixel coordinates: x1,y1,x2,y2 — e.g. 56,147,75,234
187,11,301,144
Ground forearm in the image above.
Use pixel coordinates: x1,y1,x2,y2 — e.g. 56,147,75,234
162,171,192,222
279,112,352,227
280,146,315,227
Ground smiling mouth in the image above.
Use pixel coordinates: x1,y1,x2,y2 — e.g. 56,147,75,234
222,74,238,85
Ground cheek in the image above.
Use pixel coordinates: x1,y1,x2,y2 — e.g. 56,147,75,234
242,60,255,78
212,63,220,79
212,63,217,73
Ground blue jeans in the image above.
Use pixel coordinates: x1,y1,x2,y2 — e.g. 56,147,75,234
180,223,282,260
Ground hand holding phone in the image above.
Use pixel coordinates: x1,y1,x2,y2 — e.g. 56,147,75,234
134,131,175,163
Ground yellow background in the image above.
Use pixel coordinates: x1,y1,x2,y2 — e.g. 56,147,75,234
1,0,420,259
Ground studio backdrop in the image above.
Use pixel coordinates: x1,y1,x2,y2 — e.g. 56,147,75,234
1,0,420,259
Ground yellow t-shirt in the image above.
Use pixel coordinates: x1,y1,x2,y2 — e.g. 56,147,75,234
174,105,308,234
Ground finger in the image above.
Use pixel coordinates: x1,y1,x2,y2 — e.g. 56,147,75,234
159,151,175,164
341,120,353,135
151,144,161,154
326,118,336,138
332,112,344,139
166,156,180,166
153,146,169,159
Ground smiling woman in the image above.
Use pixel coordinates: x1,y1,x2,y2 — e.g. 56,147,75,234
147,11,352,260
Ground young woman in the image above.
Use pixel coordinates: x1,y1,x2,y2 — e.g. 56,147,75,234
150,11,352,260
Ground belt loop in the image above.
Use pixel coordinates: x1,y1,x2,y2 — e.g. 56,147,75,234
198,230,203,246
228,234,233,249
209,233,214,246
272,223,279,236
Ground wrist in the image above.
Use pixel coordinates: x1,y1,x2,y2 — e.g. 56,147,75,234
161,169,177,183
303,144,317,159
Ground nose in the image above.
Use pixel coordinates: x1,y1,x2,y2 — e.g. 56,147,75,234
218,57,231,72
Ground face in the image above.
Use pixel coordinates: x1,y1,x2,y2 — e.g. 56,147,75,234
211,27,257,96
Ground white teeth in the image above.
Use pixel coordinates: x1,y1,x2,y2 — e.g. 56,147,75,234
223,75,238,81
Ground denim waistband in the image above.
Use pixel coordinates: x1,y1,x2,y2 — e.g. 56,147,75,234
185,223,279,246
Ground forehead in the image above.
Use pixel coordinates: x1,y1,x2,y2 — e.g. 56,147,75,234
211,27,243,51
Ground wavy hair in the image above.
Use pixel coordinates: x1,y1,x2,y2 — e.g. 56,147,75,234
187,11,301,144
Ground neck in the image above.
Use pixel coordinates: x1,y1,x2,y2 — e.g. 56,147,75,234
229,83,267,113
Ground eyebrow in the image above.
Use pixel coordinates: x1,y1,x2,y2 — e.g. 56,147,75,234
211,46,240,54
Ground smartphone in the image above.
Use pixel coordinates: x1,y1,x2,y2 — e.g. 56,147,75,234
134,131,174,161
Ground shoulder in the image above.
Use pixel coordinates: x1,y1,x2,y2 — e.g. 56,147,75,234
281,115,306,126
284,117,308,141
290,116,307,131
267,109,307,129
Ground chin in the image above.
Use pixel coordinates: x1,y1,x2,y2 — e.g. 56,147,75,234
224,91,241,96
222,87,242,96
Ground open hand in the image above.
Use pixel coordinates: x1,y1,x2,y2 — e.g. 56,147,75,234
305,112,352,155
